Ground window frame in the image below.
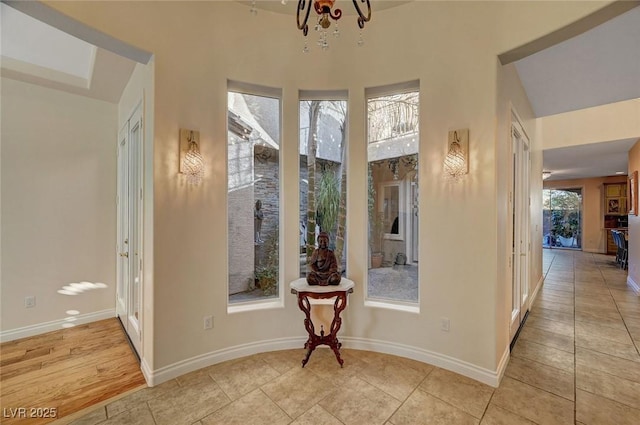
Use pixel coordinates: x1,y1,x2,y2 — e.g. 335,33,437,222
227,80,284,314
364,81,420,313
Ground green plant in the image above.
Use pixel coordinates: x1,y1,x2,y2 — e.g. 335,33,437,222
317,171,340,235
551,210,579,238
254,267,277,296
255,230,278,296
371,212,385,254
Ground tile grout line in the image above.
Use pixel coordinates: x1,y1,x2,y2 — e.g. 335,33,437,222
594,251,640,357
573,251,578,425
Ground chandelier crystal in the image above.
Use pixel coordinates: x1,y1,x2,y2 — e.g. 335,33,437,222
444,132,467,179
182,131,205,184
297,0,371,52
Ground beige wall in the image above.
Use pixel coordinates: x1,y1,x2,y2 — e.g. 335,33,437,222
42,0,610,383
1,78,117,331
544,176,627,254
628,141,640,286
540,98,640,150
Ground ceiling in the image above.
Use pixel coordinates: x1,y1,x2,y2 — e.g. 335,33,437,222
511,4,640,181
2,0,639,179
0,2,137,103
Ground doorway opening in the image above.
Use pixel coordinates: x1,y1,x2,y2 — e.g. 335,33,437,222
542,188,583,250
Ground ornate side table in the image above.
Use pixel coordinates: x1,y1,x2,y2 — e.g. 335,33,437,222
290,278,354,367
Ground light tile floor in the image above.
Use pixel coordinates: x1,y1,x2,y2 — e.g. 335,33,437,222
69,250,640,425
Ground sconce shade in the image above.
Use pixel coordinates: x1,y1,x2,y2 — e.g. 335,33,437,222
180,129,204,184
444,129,469,179
444,143,466,177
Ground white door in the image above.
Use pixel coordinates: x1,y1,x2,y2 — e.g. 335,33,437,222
116,104,143,356
510,119,531,342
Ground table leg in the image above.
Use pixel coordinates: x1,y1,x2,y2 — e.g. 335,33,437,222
298,295,315,367
328,293,347,367
296,291,349,368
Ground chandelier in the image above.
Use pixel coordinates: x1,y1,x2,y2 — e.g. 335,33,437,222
297,0,372,52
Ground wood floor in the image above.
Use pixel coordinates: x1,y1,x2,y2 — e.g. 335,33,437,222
0,318,146,424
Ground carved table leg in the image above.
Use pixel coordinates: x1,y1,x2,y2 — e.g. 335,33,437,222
328,293,347,367
298,294,315,367
296,290,350,368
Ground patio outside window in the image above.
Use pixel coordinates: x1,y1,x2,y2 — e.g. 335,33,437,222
227,88,281,305
299,98,348,279
366,87,420,305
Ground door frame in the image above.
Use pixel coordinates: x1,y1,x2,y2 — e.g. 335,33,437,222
509,113,531,343
116,101,144,356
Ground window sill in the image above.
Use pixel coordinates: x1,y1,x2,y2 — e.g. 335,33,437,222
227,298,284,314
364,299,419,314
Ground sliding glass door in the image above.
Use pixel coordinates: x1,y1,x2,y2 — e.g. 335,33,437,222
542,188,582,249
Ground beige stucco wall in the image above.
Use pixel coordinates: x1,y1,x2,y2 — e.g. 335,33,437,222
36,0,611,382
1,77,117,331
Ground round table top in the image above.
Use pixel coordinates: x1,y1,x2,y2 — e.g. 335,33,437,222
290,277,355,293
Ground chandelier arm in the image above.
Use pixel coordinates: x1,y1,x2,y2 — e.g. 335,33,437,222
329,8,342,21
297,0,312,36
352,0,371,28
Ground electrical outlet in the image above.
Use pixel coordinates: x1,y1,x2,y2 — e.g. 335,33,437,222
25,296,36,308
203,315,213,330
440,317,450,332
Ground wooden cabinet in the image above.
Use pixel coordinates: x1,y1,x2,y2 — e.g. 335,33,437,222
604,183,627,215
604,182,628,254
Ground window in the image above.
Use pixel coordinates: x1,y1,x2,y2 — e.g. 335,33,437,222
299,97,348,279
227,84,281,308
366,85,420,306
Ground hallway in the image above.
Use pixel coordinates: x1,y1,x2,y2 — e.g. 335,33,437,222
61,251,640,424
509,249,640,424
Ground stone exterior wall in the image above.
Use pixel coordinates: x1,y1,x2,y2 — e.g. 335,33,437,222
228,137,255,294
254,149,280,254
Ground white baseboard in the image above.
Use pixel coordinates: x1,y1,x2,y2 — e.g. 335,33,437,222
342,337,503,387
147,337,306,386
496,345,511,385
0,309,116,342
145,336,504,388
627,275,640,293
530,275,544,307
141,357,154,386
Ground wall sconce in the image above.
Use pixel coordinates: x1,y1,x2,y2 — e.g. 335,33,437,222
179,129,204,184
542,171,552,180
444,129,469,179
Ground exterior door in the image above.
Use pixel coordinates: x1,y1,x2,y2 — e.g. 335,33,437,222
116,104,143,356
510,118,531,342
